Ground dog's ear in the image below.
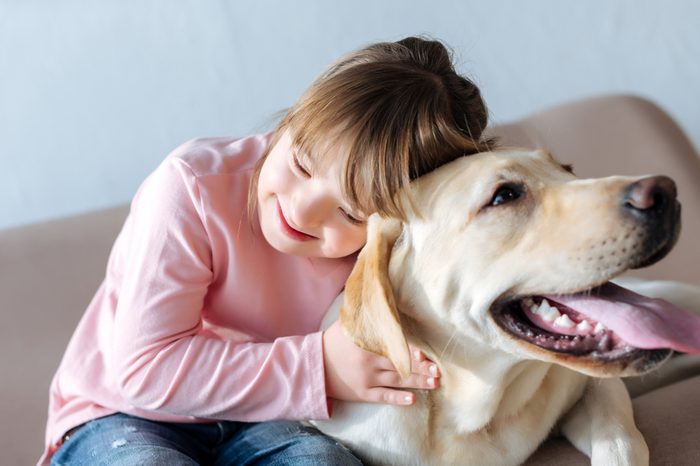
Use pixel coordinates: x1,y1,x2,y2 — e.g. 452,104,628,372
340,215,411,379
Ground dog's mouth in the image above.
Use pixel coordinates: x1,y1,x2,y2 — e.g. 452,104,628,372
496,295,634,359
492,282,700,363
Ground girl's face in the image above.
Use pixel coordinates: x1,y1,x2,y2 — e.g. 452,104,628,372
257,130,368,258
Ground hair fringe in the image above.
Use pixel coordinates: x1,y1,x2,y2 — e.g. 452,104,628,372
248,37,493,223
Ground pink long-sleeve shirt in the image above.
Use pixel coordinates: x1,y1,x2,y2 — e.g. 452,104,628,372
40,133,356,465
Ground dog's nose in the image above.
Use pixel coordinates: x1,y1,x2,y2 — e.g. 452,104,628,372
622,176,677,215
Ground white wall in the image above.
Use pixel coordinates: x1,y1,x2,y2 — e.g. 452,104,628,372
2,0,699,229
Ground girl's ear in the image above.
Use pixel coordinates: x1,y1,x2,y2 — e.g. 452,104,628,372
340,215,411,378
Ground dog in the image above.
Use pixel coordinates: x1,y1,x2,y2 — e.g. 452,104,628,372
313,148,700,465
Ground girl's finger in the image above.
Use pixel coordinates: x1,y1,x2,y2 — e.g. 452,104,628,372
367,348,440,377
408,347,440,377
365,387,416,406
413,359,440,378
410,346,426,362
374,370,439,390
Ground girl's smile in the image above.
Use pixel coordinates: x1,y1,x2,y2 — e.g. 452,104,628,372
276,200,317,242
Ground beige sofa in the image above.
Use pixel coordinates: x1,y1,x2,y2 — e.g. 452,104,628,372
2,94,699,465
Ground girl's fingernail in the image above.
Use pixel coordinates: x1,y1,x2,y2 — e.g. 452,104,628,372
429,364,438,377
413,349,422,361
402,394,413,404
427,377,436,388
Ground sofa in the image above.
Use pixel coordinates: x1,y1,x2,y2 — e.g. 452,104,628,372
2,94,699,465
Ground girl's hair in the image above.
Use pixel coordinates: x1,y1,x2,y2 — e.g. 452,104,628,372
248,36,494,220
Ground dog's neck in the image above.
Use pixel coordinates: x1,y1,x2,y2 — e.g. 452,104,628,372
438,353,553,434
401,313,558,434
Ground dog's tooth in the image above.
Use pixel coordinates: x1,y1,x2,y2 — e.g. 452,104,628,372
524,298,534,307
530,304,539,314
538,300,561,322
598,333,613,351
594,322,605,334
554,314,575,328
577,320,593,333
541,309,560,322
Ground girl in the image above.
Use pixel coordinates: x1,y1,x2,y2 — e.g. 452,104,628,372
42,36,492,465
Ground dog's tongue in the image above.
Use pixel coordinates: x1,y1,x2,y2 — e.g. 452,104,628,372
545,282,700,353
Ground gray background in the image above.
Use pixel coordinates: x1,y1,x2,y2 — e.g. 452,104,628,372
2,0,699,229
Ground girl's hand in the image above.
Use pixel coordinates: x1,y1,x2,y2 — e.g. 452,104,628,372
322,319,440,406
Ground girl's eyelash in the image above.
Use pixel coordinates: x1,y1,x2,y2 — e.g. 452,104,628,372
292,153,311,177
340,209,365,225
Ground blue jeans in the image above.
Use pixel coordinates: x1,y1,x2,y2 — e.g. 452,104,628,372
51,413,362,465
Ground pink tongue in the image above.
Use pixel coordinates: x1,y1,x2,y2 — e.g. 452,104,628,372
545,282,700,353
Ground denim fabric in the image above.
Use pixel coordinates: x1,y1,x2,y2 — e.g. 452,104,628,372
51,413,362,465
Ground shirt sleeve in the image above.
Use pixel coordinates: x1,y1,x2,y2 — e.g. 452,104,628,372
110,154,330,422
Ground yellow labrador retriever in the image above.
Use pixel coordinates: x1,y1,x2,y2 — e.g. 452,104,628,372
313,148,700,465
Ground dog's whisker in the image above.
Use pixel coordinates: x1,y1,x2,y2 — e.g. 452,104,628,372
439,328,459,361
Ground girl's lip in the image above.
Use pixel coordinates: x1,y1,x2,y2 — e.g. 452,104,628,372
277,202,317,241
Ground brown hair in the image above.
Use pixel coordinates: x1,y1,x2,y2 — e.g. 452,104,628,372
248,36,494,220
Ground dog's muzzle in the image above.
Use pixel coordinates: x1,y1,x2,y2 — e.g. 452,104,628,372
622,175,681,268
489,176,693,373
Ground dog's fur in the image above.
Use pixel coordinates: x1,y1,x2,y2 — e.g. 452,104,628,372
313,148,696,465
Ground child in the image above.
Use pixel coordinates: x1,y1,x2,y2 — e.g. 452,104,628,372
41,36,492,465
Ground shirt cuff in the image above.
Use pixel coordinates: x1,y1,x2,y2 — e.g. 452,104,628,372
305,330,332,420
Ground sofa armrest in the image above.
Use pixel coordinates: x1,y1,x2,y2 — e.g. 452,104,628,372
0,205,128,463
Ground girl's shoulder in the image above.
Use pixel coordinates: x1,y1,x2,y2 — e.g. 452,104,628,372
165,132,273,179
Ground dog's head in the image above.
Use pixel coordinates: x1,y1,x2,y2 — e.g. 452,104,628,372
341,149,698,378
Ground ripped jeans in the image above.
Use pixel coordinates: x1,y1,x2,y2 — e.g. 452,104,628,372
50,413,362,465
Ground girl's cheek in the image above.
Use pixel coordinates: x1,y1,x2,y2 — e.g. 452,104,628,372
262,164,292,195
340,227,368,255
348,224,368,247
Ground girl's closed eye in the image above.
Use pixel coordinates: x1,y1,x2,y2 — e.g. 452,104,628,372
340,208,365,226
292,152,311,177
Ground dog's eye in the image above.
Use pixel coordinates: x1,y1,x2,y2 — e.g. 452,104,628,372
489,184,522,206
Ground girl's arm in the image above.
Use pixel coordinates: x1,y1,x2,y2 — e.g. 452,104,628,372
110,156,329,421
